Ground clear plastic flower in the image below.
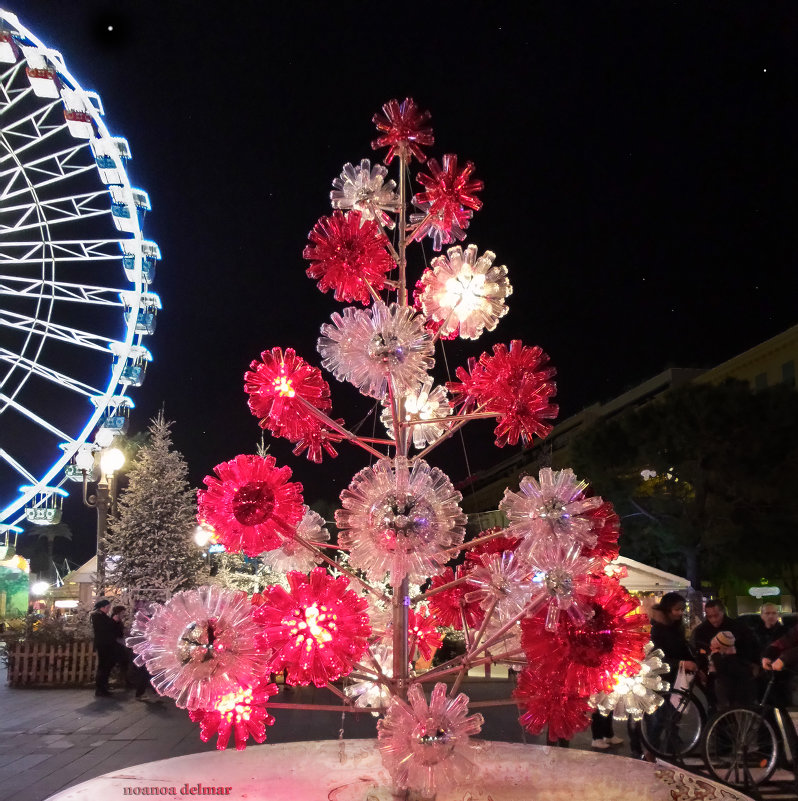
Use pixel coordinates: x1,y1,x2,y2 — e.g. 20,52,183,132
253,567,371,687
371,97,434,164
377,682,484,797
409,155,484,251
188,680,278,751
260,506,330,574
380,377,451,449
126,586,272,710
303,210,394,305
419,244,511,340
330,159,400,229
588,642,670,721
447,340,558,446
464,550,535,624
336,457,466,583
197,454,305,557
500,467,602,551
317,302,434,399
523,540,604,633
344,642,393,714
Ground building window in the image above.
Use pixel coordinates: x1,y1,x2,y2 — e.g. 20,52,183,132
782,360,795,389
754,372,768,391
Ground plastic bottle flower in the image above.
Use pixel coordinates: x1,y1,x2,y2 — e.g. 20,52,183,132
244,347,332,439
447,341,558,447
188,680,278,750
377,682,484,797
330,159,400,229
580,501,622,563
344,643,394,714
318,302,434,399
418,244,511,340
410,155,484,251
260,506,330,573
588,642,670,721
371,97,434,164
521,577,648,698
514,664,592,741
336,457,466,583
380,377,451,449
499,467,602,551
289,418,344,464
197,454,305,557
520,540,603,632
463,530,520,566
303,210,394,305
127,586,272,710
426,566,484,631
408,607,443,662
464,550,535,624
253,567,371,687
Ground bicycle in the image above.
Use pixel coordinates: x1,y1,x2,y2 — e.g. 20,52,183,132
702,670,796,791
639,669,707,761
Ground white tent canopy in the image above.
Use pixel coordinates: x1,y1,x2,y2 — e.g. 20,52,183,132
613,555,691,593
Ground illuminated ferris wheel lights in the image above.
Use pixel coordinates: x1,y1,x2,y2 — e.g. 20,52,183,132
0,31,20,63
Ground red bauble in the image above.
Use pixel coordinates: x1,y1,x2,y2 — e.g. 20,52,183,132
303,211,394,304
253,567,371,687
371,97,434,164
197,454,304,557
447,340,559,447
581,501,621,563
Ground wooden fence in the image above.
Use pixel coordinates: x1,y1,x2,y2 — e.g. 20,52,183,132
6,640,96,687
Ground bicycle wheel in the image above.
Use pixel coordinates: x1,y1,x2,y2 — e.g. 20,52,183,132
703,708,778,787
640,689,705,759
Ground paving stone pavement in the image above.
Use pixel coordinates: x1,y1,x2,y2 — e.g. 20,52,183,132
1,672,796,801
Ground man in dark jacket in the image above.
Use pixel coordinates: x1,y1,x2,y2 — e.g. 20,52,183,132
90,599,118,697
751,604,790,707
691,600,759,710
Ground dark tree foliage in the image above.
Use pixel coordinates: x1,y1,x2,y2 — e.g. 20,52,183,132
569,380,798,596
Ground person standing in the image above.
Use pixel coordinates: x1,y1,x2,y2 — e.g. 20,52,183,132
751,603,791,707
591,710,623,749
90,599,118,697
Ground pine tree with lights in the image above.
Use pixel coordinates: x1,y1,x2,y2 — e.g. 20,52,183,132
126,101,669,799
106,411,203,601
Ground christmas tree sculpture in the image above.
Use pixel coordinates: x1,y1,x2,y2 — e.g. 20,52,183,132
128,100,669,799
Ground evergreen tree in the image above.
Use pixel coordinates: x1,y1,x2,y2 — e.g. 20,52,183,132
105,411,204,601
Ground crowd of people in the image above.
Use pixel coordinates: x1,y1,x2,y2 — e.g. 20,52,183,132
89,599,157,701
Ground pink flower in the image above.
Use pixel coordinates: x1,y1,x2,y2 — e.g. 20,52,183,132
303,210,394,304
188,680,278,751
253,567,371,687
197,454,304,557
244,347,331,437
371,97,434,164
410,155,484,251
447,340,558,447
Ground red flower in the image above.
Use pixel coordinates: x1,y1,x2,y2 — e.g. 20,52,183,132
197,454,304,557
188,680,278,751
245,347,332,439
289,420,344,464
410,155,484,250
520,577,648,697
464,529,520,566
514,664,591,742
581,501,621,563
427,566,484,631
303,211,394,304
371,97,434,164
447,340,559,447
408,608,443,662
253,567,371,687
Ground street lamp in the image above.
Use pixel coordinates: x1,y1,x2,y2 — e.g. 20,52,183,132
78,445,125,595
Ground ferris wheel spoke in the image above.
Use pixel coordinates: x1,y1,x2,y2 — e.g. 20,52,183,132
0,190,114,232
0,347,104,398
0,392,74,444
0,448,38,484
0,237,132,264
0,275,125,306
0,309,127,354
0,152,97,201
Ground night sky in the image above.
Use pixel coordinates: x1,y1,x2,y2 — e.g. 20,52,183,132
8,1,798,562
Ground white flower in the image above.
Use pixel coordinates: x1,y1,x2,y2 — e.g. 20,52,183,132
381,377,451,449
260,506,330,573
330,159,400,229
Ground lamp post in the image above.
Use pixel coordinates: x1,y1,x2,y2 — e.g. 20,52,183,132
77,445,125,596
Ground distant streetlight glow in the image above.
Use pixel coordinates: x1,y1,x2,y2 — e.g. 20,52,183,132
31,580,50,596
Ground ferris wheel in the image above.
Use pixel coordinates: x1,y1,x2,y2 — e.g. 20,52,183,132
0,9,160,529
